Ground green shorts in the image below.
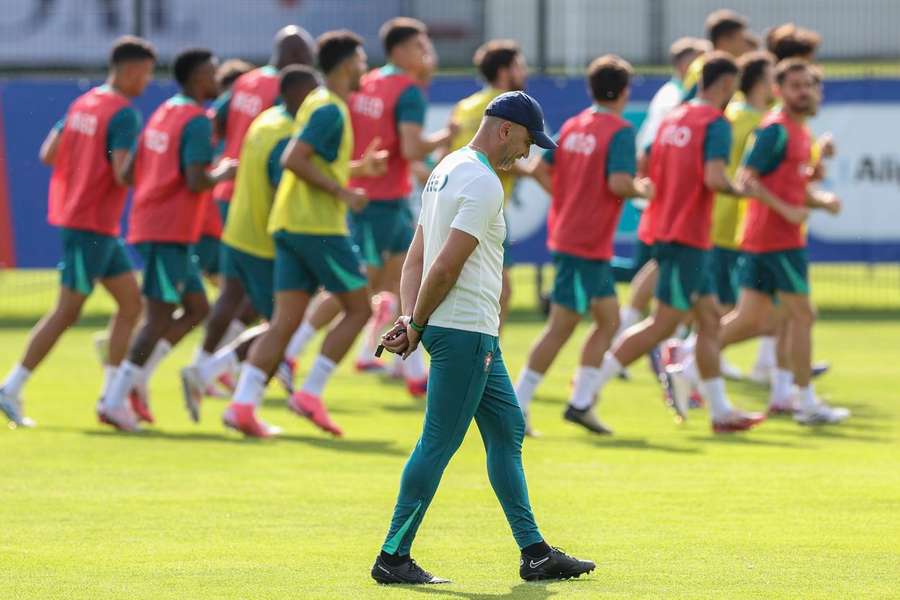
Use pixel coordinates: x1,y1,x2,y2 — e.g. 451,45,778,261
193,235,220,276
740,248,809,297
710,246,742,306
134,242,205,304
550,252,616,315
654,241,714,311
350,199,414,268
273,231,367,294
221,244,275,319
633,240,656,273
58,227,133,295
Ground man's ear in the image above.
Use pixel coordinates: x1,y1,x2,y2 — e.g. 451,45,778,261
499,120,511,141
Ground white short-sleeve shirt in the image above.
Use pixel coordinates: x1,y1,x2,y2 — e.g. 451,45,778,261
418,146,506,336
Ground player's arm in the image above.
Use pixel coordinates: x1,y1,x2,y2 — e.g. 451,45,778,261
397,87,455,161
281,105,371,211
805,186,841,214
39,124,63,165
105,107,144,186
182,117,236,192
607,127,653,200
702,117,741,195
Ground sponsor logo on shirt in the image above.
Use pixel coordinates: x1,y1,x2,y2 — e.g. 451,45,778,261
144,129,169,154
232,91,263,118
69,112,98,136
658,124,692,148
352,94,384,119
561,131,596,155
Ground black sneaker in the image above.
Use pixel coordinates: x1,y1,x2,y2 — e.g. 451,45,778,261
563,405,613,435
520,547,595,581
371,555,451,585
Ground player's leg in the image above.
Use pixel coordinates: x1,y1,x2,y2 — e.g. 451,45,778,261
690,294,763,432
226,289,310,437
99,243,190,429
515,303,579,432
0,286,87,427
775,249,848,424
96,270,142,410
291,235,371,435
617,257,657,338
475,343,595,581
560,258,620,433
514,253,585,430
769,307,796,413
710,247,743,379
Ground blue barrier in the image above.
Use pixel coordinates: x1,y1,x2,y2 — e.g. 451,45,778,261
1,75,898,268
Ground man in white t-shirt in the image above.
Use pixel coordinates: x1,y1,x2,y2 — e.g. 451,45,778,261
370,92,595,585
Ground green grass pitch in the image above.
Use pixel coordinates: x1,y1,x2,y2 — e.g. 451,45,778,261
0,267,898,599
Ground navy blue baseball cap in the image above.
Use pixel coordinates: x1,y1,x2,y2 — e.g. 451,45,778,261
484,91,556,149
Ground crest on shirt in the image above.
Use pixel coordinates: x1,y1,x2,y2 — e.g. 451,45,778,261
484,351,493,372
424,172,449,193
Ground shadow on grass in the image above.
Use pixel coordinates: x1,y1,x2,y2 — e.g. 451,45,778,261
76,427,407,456
381,402,425,414
794,426,893,444
276,433,408,456
399,579,588,599
687,433,807,448
575,435,702,454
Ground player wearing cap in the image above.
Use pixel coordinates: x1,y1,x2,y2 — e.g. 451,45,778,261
514,56,653,436
371,92,594,585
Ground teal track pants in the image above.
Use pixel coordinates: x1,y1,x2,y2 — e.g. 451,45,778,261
381,325,543,555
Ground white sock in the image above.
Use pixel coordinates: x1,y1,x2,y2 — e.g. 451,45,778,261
514,368,543,412
1,364,31,396
104,361,141,409
798,385,818,411
570,366,603,410
285,322,316,359
771,368,794,402
403,346,427,380
141,339,172,384
101,366,116,397
616,306,641,339
221,319,246,349
301,355,337,397
232,364,267,406
700,377,732,421
597,351,623,386
682,332,698,355
755,336,776,369
198,348,239,386
192,348,211,366
674,324,690,339
681,352,700,386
